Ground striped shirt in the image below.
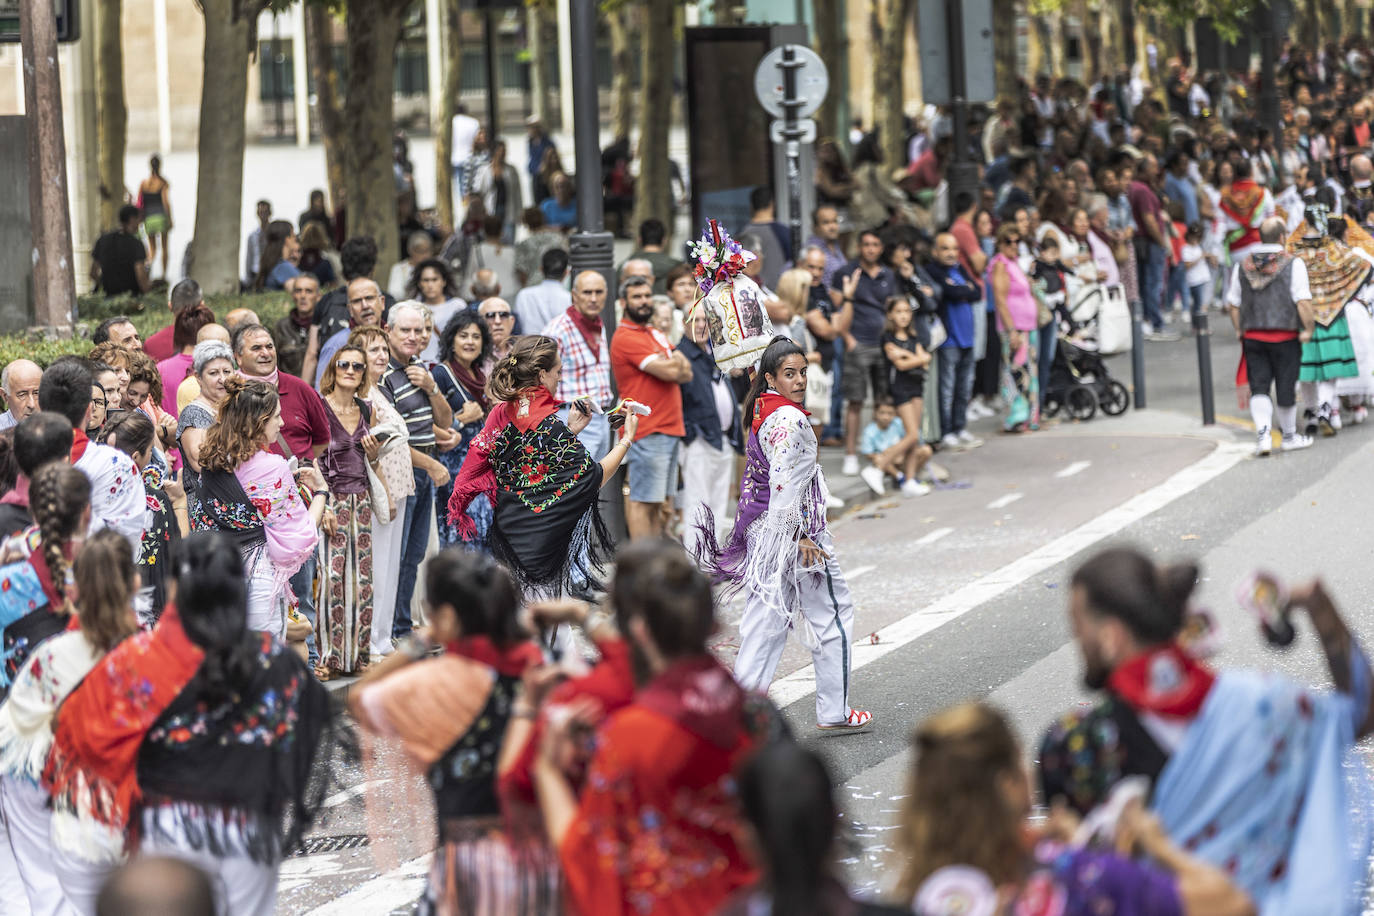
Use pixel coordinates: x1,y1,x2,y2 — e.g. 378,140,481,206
378,357,437,448
543,311,613,406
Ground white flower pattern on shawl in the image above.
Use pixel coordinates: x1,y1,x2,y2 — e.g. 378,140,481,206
0,631,100,784
743,405,830,649
75,443,146,560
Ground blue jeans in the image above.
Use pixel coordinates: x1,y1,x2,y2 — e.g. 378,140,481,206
289,554,318,665
1139,242,1167,330
1184,282,1207,318
937,345,976,436
1165,258,1187,314
393,468,435,639
1038,320,1058,407
822,338,845,440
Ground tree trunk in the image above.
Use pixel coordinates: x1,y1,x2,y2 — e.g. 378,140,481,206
608,5,634,142
435,0,463,230
872,0,909,168
95,0,126,230
812,0,842,142
305,2,345,215
189,0,254,294
993,0,1019,102
630,0,673,242
527,4,553,126
1081,0,1101,81
344,0,405,285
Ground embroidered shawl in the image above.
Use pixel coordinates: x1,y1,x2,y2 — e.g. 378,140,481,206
1287,234,1374,325
0,630,101,785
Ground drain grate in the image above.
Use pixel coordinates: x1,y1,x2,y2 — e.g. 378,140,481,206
293,834,372,857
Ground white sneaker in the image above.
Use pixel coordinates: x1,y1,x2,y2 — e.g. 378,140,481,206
1255,427,1272,457
900,479,931,498
842,454,860,476
1353,406,1368,425
1281,432,1314,452
957,430,984,448
825,493,845,509
1329,406,1343,431
859,465,886,495
940,433,962,450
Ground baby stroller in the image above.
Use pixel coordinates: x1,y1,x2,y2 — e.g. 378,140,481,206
1042,336,1130,421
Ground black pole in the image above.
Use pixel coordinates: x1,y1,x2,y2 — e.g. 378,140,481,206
944,0,979,208
484,6,500,137
1193,309,1215,425
1131,298,1147,408
567,0,625,541
781,46,804,264
1258,5,1284,186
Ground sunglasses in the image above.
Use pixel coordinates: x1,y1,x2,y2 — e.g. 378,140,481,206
335,360,366,372
482,311,513,321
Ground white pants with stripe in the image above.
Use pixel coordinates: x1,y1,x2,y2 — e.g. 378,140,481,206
732,547,855,726
1,776,66,916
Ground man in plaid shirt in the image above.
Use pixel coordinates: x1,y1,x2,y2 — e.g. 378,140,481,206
542,270,614,459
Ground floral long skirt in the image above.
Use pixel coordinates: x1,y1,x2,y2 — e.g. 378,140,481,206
317,492,373,674
1001,328,1040,432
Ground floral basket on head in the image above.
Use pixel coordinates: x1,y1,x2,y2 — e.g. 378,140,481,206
686,220,773,371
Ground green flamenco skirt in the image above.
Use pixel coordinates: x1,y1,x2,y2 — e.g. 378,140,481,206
1300,313,1360,382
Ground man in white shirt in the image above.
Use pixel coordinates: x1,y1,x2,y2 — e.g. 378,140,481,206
37,357,145,553
451,105,481,195
515,248,571,334
0,359,42,431
1224,217,1316,456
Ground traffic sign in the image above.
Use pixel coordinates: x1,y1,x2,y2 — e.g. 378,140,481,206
770,118,817,144
0,0,80,44
753,44,829,120
917,0,993,105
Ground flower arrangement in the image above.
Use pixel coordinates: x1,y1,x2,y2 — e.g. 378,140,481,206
689,219,757,295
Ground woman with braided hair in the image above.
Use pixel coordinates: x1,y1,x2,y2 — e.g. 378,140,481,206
0,464,92,691
0,528,138,915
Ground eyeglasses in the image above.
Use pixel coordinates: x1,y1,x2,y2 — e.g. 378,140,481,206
482,311,513,321
336,360,366,372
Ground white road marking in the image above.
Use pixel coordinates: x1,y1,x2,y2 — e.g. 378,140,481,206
914,527,953,545
305,854,431,914
320,779,388,809
847,565,876,580
1054,460,1092,478
986,492,1023,510
769,441,1249,708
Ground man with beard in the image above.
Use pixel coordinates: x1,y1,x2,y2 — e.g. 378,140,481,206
609,275,691,539
1039,547,1373,915
531,540,780,916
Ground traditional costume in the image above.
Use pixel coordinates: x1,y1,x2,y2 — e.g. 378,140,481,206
192,450,319,639
447,386,612,596
353,636,559,914
1040,641,1372,915
0,533,74,696
432,357,493,550
134,464,180,625
1220,177,1276,266
695,391,869,729
1286,204,1369,433
71,429,146,559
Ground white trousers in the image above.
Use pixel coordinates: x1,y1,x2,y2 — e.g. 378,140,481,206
679,438,736,557
137,807,278,916
244,550,284,641
47,843,112,916
370,515,406,658
732,552,855,726
1,777,60,916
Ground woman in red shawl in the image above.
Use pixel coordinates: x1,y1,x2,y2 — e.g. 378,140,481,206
532,540,786,916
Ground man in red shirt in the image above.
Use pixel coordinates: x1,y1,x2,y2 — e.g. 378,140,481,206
949,190,987,290
609,275,692,538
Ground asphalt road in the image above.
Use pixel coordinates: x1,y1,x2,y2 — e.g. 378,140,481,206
282,323,1374,913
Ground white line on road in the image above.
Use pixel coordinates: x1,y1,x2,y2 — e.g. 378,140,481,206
1054,460,1092,478
768,441,1249,709
986,492,1023,510
914,527,953,545
304,855,431,915
320,779,388,809
847,565,876,580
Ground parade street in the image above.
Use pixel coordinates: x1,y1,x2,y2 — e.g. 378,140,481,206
277,328,1374,913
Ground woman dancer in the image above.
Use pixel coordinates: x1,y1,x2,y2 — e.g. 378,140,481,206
194,378,324,638
696,337,871,730
0,465,91,690
432,310,493,549
448,335,637,599
351,549,557,914
0,529,138,916
44,532,335,915
316,344,377,678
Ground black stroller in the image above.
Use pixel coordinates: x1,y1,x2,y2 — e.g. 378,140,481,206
1042,337,1130,421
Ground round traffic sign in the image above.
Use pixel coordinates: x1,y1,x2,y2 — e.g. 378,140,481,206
753,44,829,120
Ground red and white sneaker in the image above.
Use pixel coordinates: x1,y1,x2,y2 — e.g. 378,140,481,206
817,708,874,730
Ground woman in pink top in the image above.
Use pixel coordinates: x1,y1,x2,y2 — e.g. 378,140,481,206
155,305,216,418
988,224,1041,432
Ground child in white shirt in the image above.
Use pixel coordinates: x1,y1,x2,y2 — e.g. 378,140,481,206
1181,224,1214,318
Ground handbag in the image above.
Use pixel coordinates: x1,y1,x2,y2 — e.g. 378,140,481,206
923,314,948,350
805,366,833,425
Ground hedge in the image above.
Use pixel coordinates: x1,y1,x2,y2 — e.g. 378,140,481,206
0,291,293,368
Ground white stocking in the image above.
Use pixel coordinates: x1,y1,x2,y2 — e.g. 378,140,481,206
1250,393,1274,431
1275,404,1298,436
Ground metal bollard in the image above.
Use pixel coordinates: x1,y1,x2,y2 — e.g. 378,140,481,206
1130,299,1147,409
1193,310,1215,425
